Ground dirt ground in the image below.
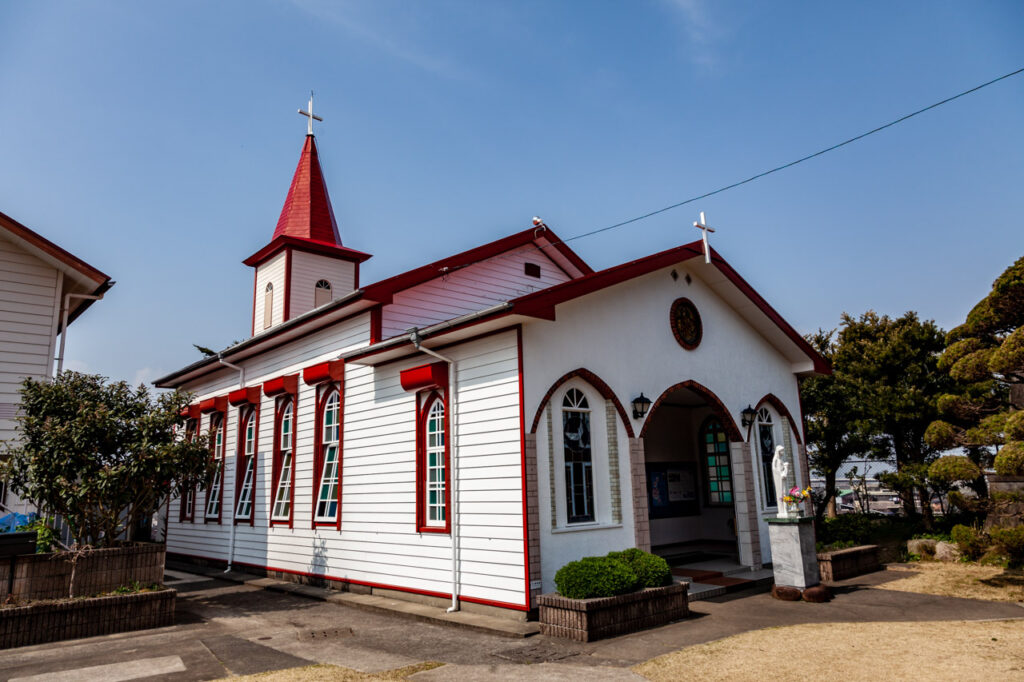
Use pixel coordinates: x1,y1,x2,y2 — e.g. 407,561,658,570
876,561,1024,603
633,620,1024,682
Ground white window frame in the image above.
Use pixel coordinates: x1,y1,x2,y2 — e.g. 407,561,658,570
424,396,446,527
205,413,225,520
755,406,778,509
271,399,294,522
315,389,341,523
235,406,256,521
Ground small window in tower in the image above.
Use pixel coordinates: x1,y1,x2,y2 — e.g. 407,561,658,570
524,262,541,278
315,279,332,308
264,283,274,330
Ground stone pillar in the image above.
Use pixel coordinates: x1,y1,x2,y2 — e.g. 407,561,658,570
628,437,650,552
766,517,819,589
523,433,542,608
729,440,762,568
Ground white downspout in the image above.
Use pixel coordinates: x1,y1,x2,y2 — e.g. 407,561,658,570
56,292,106,375
217,354,245,573
410,330,460,613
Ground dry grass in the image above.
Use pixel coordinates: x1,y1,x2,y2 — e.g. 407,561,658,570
634,620,1024,682
877,561,1024,603
219,661,444,681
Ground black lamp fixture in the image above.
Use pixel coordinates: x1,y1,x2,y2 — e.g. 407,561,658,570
740,404,757,428
632,393,652,419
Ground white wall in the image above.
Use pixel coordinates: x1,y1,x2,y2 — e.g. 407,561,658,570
253,252,286,334
523,262,807,576
380,244,571,339
165,319,528,609
289,251,356,318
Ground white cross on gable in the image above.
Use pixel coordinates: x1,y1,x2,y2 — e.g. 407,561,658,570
298,91,323,135
693,211,715,265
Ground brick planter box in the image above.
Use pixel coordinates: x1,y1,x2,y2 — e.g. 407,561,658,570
538,583,688,642
817,544,880,582
0,543,165,601
0,588,175,649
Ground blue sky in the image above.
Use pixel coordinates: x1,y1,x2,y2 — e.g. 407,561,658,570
1,1,1022,386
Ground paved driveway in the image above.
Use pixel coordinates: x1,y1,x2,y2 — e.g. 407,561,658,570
0,568,1020,681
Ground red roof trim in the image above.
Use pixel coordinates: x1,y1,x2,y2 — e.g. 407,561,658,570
303,359,344,386
361,225,592,304
228,386,262,407
399,362,448,393
262,373,298,397
0,210,109,284
243,234,372,267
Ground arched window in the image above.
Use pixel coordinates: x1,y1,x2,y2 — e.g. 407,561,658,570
205,413,225,521
562,388,594,524
234,406,257,522
423,395,446,527
315,389,341,522
756,407,777,507
180,418,197,522
314,279,332,308
263,282,274,330
271,399,294,523
701,417,732,505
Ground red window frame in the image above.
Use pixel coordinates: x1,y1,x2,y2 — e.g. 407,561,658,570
204,411,227,524
312,384,343,530
234,405,258,526
270,395,296,528
179,418,198,523
416,390,450,534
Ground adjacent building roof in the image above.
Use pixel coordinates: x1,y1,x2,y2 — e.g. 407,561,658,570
0,209,113,327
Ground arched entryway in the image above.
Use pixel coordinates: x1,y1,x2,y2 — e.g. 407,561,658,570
641,382,742,563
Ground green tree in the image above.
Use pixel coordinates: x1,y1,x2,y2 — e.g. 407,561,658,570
0,372,214,548
925,256,1024,478
800,329,873,520
834,311,949,527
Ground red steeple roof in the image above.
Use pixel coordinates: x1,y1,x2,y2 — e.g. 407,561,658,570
274,135,342,245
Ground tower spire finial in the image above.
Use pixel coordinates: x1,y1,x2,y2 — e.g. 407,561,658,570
298,91,323,136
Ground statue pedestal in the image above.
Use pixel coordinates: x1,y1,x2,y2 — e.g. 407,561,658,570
765,516,820,589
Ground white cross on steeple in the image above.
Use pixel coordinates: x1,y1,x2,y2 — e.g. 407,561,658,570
693,211,716,264
298,91,323,136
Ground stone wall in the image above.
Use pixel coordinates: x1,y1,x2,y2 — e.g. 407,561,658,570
0,588,175,649
0,543,165,601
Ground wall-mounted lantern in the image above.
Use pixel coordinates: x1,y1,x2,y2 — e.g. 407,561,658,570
632,393,652,419
741,404,757,428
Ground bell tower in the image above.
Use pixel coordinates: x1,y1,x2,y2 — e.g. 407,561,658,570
243,96,371,335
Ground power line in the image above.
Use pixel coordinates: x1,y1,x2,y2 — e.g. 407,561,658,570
442,66,1023,277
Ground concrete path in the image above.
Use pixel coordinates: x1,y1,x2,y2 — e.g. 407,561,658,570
0,567,1019,681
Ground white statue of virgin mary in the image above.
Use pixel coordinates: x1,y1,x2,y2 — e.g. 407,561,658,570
771,445,792,518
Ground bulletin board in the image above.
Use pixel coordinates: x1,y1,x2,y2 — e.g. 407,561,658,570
646,462,700,518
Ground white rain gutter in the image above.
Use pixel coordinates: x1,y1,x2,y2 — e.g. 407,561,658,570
217,353,245,573
409,328,461,613
56,292,106,374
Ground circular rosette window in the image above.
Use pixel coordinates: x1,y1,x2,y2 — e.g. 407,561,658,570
670,298,702,350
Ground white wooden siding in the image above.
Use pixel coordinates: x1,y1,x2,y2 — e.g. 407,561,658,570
0,234,59,445
380,245,571,338
165,320,526,608
253,252,286,334
289,251,356,319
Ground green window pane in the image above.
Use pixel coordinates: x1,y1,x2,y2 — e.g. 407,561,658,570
723,492,732,502
710,481,718,491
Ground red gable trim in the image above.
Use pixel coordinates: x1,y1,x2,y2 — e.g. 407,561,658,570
228,386,262,407
263,373,299,397
361,225,592,305
199,396,228,414
303,360,344,386
0,210,109,285
243,235,372,268
399,362,448,393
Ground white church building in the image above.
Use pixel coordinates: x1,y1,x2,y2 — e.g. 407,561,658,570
157,125,827,616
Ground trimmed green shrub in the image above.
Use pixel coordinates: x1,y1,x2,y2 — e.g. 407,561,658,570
554,557,637,599
950,524,989,561
994,442,1024,476
607,548,671,588
928,456,982,484
990,526,1024,569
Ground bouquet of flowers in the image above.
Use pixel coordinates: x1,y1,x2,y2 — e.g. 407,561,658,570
782,486,811,505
